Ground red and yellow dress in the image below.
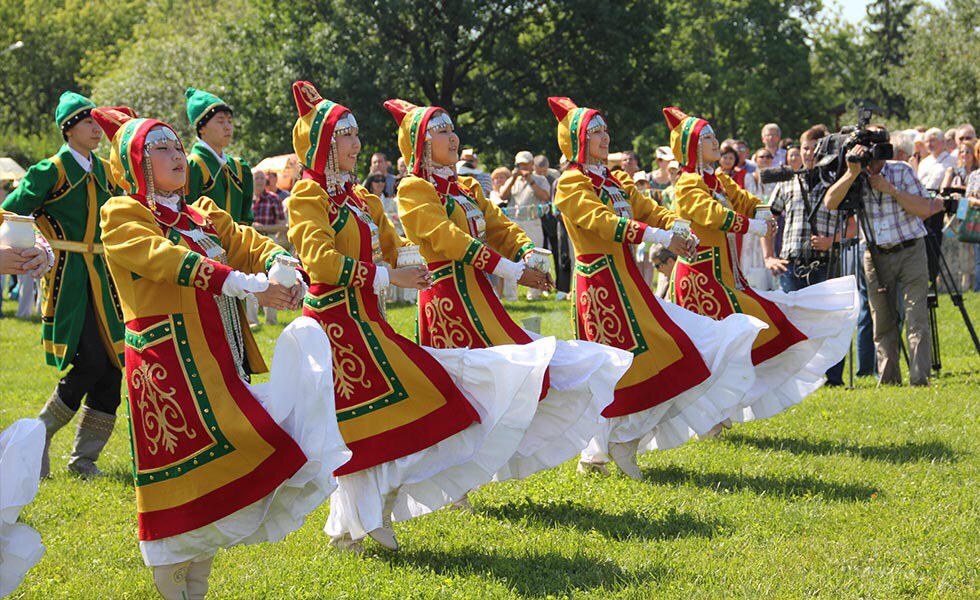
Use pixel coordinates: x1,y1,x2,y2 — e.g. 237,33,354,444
95,107,350,566
664,106,858,420
548,97,761,457
288,82,550,542
388,98,631,481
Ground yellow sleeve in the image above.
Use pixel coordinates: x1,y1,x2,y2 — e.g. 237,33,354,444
718,172,761,216
286,180,377,287
554,170,649,245
462,175,534,261
356,185,408,266
398,176,506,271
674,173,753,234
193,198,288,274
99,196,233,295
613,171,674,229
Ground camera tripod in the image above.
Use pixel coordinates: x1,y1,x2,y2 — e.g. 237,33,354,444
922,230,980,371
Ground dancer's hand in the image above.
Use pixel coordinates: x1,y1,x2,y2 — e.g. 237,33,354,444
0,246,35,275
518,267,553,291
667,234,696,260
255,281,302,310
390,265,431,289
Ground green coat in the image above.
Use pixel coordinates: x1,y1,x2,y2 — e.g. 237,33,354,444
187,142,254,225
2,145,125,369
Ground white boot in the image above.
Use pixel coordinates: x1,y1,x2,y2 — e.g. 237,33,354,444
153,561,190,599
368,493,399,551
185,556,214,599
448,493,472,511
329,533,365,553
576,459,610,476
609,439,641,480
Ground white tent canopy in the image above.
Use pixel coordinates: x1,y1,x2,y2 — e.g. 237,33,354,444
0,157,26,181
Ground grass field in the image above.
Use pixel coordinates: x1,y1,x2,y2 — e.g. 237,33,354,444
1,292,978,599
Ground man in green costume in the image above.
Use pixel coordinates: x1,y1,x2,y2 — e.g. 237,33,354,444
185,87,254,224
2,91,125,477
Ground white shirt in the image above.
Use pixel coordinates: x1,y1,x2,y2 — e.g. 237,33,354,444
68,147,92,173
917,151,955,191
509,173,551,209
198,139,227,166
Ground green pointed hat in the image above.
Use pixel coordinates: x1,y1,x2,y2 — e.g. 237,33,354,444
56,91,96,133
185,87,232,130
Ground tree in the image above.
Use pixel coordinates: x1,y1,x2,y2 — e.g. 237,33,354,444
885,0,980,127
863,0,916,120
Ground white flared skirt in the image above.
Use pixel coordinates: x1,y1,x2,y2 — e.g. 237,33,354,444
140,317,351,566
325,338,556,542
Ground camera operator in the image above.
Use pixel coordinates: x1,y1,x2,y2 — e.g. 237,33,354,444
823,130,945,387
762,126,846,385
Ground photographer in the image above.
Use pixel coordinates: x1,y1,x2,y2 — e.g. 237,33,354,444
499,150,551,299
823,131,945,387
762,127,845,385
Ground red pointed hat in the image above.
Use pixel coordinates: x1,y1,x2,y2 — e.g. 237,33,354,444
384,98,446,176
547,96,603,163
662,106,712,170
291,80,352,174
92,106,180,199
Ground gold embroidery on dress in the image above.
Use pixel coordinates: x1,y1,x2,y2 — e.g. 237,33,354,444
194,260,215,290
351,263,369,288
424,297,473,347
131,362,196,455
324,322,371,400
580,286,625,346
471,246,491,271
679,271,724,319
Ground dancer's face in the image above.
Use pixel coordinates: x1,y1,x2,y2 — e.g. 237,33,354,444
334,120,361,172
428,112,459,167
700,132,721,163
146,127,187,194
587,128,610,162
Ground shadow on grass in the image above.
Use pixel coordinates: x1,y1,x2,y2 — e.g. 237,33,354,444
386,546,652,598
642,464,879,502
723,433,960,464
481,500,725,541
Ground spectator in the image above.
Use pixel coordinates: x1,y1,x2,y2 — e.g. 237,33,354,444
762,126,845,383
649,244,677,299
744,148,777,200
606,151,623,171
785,144,803,171
718,146,745,187
619,150,639,177
966,143,980,291
265,170,290,203
762,123,787,166
499,150,551,300
650,146,673,191
918,128,955,190
489,166,517,300
488,166,510,206
736,139,756,174
944,128,958,154
824,127,945,386
367,172,416,305
660,160,681,210
940,141,978,291
633,171,652,195
396,156,408,178
890,131,915,163
249,169,288,326
457,148,494,195
363,152,396,197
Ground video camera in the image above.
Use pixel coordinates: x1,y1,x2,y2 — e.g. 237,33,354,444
813,108,894,212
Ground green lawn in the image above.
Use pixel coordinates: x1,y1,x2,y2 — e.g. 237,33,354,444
1,292,978,599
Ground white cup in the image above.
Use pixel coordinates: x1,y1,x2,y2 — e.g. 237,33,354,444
268,255,300,288
526,247,553,273
396,245,425,268
0,214,36,249
671,218,691,240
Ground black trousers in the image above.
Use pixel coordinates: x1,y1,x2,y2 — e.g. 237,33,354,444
56,298,122,414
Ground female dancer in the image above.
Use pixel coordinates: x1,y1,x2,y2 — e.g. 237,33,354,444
664,106,858,421
387,98,632,482
548,97,763,477
286,82,553,552
96,106,351,599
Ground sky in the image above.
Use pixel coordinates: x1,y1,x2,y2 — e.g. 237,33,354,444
835,0,943,25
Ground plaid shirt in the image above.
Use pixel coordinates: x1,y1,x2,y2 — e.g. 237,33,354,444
863,161,928,246
251,191,285,226
771,174,837,259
